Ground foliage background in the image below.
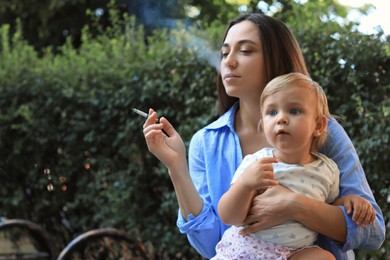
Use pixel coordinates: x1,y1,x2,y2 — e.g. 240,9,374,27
0,0,388,259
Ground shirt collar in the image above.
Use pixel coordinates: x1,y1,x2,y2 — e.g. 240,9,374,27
205,102,238,131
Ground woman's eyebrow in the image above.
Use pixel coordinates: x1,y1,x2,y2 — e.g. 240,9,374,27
222,39,258,48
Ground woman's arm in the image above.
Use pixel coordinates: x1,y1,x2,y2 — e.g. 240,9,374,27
293,192,347,242
145,110,223,258
143,109,203,218
177,125,232,259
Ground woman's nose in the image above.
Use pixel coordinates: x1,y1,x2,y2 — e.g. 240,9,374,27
223,53,238,68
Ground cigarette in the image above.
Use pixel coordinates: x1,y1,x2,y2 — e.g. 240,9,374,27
132,108,148,118
132,107,170,137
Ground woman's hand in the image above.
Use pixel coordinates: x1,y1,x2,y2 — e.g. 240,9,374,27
143,108,186,169
239,185,295,235
240,185,347,242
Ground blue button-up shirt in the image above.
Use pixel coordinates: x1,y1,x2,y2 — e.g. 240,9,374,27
177,103,385,259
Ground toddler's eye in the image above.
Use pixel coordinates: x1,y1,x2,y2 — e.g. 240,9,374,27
268,109,277,116
289,108,300,115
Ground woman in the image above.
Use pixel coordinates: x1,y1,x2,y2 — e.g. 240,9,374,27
143,13,385,259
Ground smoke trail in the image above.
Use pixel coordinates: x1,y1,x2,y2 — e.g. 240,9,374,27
166,27,221,72
185,35,220,72
127,0,220,72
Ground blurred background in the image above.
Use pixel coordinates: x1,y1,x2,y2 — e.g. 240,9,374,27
0,0,388,259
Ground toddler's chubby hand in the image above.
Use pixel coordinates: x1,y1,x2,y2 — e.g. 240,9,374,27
238,157,279,192
342,194,376,227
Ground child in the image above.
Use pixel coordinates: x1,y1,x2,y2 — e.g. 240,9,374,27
213,72,376,259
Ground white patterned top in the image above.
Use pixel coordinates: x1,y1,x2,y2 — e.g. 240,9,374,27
231,147,340,248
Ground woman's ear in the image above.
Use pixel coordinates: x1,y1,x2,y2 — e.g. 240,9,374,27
313,116,327,137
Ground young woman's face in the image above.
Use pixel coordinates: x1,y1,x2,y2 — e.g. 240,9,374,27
220,20,266,102
261,85,323,162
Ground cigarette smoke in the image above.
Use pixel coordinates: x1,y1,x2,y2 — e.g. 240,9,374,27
127,0,220,72
177,34,221,73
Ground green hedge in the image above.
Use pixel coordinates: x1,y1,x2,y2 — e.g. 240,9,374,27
0,12,388,259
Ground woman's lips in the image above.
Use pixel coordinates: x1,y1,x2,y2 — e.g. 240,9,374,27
223,73,241,81
223,73,240,80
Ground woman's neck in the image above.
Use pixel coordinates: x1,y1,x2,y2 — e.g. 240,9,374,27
235,101,269,156
235,101,261,131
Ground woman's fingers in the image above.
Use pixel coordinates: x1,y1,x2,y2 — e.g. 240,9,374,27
143,121,164,138
142,109,167,150
143,108,158,128
240,186,293,235
159,117,174,137
142,109,172,137
239,220,268,235
141,109,186,168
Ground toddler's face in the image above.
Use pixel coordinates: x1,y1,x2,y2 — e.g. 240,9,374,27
261,85,320,161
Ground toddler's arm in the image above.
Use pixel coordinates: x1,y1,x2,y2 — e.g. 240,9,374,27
218,157,278,226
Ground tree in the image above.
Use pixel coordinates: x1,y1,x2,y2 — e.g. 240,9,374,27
0,0,188,51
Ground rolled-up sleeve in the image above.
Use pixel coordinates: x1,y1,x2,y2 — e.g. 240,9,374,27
177,201,222,258
340,206,385,250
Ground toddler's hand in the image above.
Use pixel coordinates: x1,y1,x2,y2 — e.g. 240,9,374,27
343,194,376,227
239,157,279,191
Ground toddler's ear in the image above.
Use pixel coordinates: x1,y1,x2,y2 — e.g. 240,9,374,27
314,116,327,137
257,118,264,132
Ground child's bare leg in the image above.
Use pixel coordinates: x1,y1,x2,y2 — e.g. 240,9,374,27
289,247,335,260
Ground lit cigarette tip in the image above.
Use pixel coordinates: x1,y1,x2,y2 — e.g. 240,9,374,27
132,108,148,118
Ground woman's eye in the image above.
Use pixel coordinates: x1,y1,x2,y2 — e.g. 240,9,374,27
240,50,252,54
290,108,300,115
221,52,229,58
